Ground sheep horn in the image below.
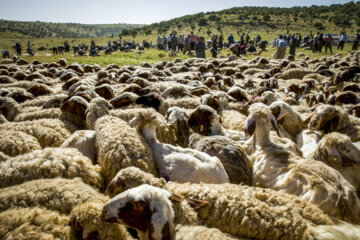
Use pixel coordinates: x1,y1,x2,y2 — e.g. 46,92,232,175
169,193,185,202
271,114,281,138
184,198,209,209
128,117,138,128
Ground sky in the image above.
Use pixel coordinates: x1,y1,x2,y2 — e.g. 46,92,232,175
0,0,354,25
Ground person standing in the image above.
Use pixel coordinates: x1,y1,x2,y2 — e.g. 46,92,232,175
171,33,177,52
337,33,346,50
228,34,234,47
289,35,297,56
157,35,162,50
178,35,184,52
14,42,22,56
218,34,223,49
162,35,168,51
318,33,324,53
195,36,206,58
273,36,287,59
240,33,245,45
167,33,172,51
312,33,319,53
211,34,218,52
352,32,360,51
183,34,191,54
324,33,333,54
245,33,250,44
189,32,197,50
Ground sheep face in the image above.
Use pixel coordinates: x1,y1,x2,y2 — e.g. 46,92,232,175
308,105,341,133
102,184,175,240
188,105,220,136
317,133,360,168
136,92,163,111
60,96,89,120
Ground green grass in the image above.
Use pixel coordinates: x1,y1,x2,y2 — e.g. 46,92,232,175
0,34,354,68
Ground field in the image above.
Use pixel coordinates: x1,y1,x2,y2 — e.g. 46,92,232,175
0,30,355,68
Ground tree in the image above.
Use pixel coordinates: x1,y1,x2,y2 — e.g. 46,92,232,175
206,29,212,36
313,22,325,30
198,18,208,26
263,15,271,21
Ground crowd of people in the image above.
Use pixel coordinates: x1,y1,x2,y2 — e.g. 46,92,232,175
2,30,360,60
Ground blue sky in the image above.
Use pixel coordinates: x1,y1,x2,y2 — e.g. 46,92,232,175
0,0,354,24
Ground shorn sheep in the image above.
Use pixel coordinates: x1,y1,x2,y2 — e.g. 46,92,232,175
60,130,97,164
245,103,360,224
129,108,229,184
95,115,157,185
104,169,334,240
166,106,252,185
312,132,360,196
0,178,107,214
0,147,103,189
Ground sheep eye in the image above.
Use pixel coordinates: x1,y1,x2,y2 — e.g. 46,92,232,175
338,144,346,151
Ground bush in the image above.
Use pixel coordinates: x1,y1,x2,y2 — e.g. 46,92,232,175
314,22,325,30
263,15,271,21
198,18,208,26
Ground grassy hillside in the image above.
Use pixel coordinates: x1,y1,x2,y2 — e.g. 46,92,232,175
0,20,144,38
121,1,360,42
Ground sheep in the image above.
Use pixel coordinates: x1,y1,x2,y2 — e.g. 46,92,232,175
0,207,71,240
312,132,360,196
95,115,157,185
306,222,360,240
279,68,314,80
245,103,360,223
85,97,114,130
69,200,135,240
295,129,323,159
0,147,103,189
111,107,177,145
269,100,307,141
0,96,21,121
166,106,252,185
0,130,41,157
60,130,96,164
0,178,108,214
0,118,74,148
104,172,334,240
308,104,360,142
129,108,229,184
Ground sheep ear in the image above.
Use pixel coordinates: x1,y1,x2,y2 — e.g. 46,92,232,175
169,193,185,202
185,198,209,209
128,117,138,128
270,114,281,137
167,112,178,125
330,116,339,132
303,112,315,126
245,114,256,138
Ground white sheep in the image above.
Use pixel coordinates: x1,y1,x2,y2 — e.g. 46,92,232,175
95,115,157,185
306,222,360,240
0,129,41,158
129,108,229,184
104,171,334,240
245,103,360,223
0,147,103,189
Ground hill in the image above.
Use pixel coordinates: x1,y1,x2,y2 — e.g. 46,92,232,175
120,1,360,41
0,20,145,38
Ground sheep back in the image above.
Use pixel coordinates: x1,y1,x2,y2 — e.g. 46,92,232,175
0,130,41,158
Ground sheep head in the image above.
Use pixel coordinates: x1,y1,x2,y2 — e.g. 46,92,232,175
102,184,176,240
136,92,163,111
315,132,360,168
110,92,138,109
188,105,219,136
105,167,167,198
162,84,192,99
60,95,89,120
308,105,343,134
245,103,281,138
0,96,21,121
166,107,191,147
85,97,113,130
201,94,220,111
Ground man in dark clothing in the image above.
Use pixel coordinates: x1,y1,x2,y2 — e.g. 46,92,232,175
171,34,177,52
15,42,21,56
211,34,218,51
218,34,223,49
289,35,297,56
195,36,206,58
228,34,234,47
352,32,360,51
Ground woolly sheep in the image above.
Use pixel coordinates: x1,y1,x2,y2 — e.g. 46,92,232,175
306,222,360,240
0,118,74,148
85,97,114,130
245,103,360,223
95,115,157,185
313,132,360,196
60,130,96,164
70,200,134,240
111,107,177,145
105,169,334,240
0,130,41,158
0,207,71,240
279,68,314,80
0,178,107,214
295,129,323,159
129,108,229,184
308,104,360,142
0,147,103,189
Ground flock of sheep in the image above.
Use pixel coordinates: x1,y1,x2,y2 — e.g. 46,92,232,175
0,51,360,240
